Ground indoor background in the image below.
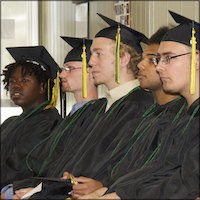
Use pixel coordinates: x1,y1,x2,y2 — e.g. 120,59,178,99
1,0,199,123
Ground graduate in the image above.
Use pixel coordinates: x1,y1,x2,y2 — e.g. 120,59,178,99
85,10,199,199
23,13,154,199
0,46,62,197
60,36,98,115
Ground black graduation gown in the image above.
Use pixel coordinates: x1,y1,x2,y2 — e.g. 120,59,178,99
47,87,153,178
26,98,107,177
12,99,107,192
106,97,187,186
29,87,153,199
108,98,199,199
0,103,61,188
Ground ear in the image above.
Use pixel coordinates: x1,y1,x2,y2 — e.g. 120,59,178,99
39,83,46,95
120,52,131,68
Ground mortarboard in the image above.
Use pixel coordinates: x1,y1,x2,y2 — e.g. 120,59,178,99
61,36,92,63
61,36,92,98
6,46,60,109
95,13,148,83
162,10,200,50
95,13,148,53
162,10,199,95
6,46,60,79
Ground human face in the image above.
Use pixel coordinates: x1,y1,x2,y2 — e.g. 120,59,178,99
59,61,82,93
156,41,191,95
137,44,162,91
8,66,45,111
89,37,117,90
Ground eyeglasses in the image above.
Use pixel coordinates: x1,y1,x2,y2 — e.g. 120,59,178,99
156,52,191,65
61,66,82,73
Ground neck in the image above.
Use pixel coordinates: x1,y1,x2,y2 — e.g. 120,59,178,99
73,89,98,103
182,79,199,108
106,73,135,90
153,88,180,105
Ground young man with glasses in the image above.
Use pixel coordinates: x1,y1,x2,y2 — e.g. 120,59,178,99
59,37,98,115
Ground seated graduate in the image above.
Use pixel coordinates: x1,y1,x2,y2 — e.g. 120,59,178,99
59,36,98,116
67,25,187,199
81,10,199,200
0,46,62,197
17,13,154,200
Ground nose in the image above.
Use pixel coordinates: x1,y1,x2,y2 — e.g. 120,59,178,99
59,70,68,79
88,54,95,68
9,80,21,90
137,60,145,70
156,61,165,73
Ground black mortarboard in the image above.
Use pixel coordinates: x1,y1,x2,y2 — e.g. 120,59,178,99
61,36,92,63
95,13,148,53
162,10,200,50
6,46,60,79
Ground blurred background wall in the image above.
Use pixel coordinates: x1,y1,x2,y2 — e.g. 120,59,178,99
1,0,199,122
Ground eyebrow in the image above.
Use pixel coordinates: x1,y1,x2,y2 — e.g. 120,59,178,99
91,47,103,53
146,53,157,57
158,51,175,56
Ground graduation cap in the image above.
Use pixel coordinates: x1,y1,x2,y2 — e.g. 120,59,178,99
6,46,60,79
61,36,92,98
95,13,148,83
6,46,60,108
61,36,92,63
162,10,200,50
96,13,148,53
162,10,200,94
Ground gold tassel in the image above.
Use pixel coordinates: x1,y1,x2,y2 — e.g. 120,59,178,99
190,22,196,95
82,43,87,98
45,72,60,109
115,25,121,84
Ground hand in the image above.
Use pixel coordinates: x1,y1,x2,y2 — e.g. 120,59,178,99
14,187,33,199
99,192,120,199
77,187,108,199
62,171,71,179
72,176,103,199
1,192,5,200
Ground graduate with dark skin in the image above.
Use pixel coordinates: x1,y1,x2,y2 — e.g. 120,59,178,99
1,46,61,199
80,11,199,200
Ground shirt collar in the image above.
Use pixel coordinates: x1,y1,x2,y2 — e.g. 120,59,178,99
105,79,140,111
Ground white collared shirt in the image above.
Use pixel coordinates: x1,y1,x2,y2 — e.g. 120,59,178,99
105,79,140,111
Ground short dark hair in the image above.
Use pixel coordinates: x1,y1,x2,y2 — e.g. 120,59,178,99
148,26,171,45
2,60,54,100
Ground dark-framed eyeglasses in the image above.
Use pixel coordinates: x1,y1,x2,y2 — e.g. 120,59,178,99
156,52,191,65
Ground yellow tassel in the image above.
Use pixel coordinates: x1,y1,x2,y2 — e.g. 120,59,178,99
45,72,60,109
190,22,196,95
82,43,87,98
115,25,121,84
